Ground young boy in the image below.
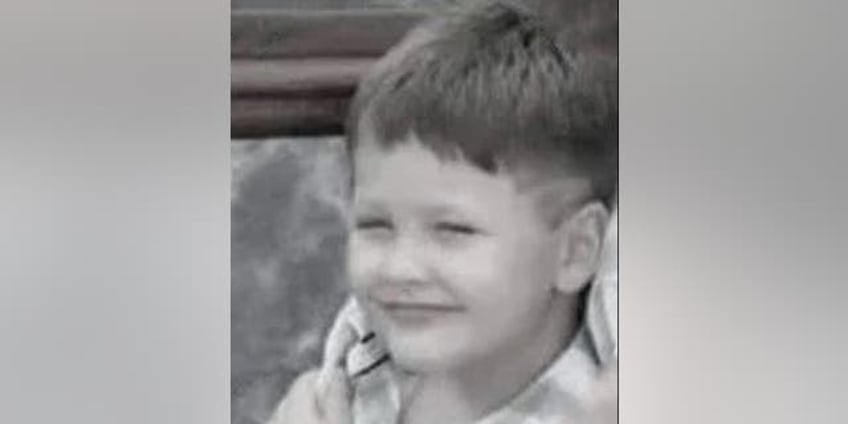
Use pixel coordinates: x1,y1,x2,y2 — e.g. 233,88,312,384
271,1,617,423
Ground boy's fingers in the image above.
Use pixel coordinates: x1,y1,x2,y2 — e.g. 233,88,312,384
317,321,357,395
317,368,353,424
325,317,358,363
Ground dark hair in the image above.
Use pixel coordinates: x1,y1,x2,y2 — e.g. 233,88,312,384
347,1,617,204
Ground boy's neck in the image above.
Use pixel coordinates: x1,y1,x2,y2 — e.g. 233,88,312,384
400,293,582,424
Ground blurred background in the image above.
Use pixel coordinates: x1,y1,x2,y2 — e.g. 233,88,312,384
232,136,349,424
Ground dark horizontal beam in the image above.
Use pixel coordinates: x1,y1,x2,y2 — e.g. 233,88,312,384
232,96,350,139
232,58,374,97
230,5,616,138
231,10,427,138
232,9,428,59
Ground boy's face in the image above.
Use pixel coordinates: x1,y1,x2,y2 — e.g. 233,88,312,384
348,133,577,373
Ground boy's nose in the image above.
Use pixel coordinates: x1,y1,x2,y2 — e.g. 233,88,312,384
378,238,428,286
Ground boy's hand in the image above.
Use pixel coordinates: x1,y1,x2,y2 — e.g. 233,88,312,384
268,368,352,424
269,309,359,424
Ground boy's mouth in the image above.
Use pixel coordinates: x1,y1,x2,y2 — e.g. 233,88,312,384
374,300,464,325
380,301,463,311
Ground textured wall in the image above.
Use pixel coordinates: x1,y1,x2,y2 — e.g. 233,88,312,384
231,137,351,424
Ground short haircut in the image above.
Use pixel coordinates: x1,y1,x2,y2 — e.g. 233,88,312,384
347,0,617,205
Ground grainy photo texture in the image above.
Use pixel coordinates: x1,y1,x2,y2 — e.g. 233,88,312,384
232,1,617,423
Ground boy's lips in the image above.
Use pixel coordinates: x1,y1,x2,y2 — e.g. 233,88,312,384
380,301,464,311
373,300,464,325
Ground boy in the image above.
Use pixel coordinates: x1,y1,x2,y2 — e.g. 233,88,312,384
272,1,617,423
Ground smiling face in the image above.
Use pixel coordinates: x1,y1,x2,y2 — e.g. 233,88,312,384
347,133,582,373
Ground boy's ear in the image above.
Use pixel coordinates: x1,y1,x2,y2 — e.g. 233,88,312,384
554,201,610,294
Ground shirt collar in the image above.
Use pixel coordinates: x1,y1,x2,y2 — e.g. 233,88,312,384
332,299,604,424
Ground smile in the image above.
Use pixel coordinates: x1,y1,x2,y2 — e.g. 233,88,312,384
376,301,464,325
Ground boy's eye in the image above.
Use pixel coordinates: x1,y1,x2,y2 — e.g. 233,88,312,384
434,222,479,236
355,218,392,231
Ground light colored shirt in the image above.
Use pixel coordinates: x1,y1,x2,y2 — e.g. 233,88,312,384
331,298,607,424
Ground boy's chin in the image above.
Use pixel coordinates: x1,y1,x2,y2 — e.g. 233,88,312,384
385,336,473,374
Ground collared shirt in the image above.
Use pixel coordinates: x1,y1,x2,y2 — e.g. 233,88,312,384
319,296,608,424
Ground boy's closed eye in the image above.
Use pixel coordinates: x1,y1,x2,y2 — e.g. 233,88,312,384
355,217,393,230
434,222,480,235
432,222,488,246
354,217,396,241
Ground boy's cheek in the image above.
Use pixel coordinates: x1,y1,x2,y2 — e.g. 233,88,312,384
346,243,375,289
433,242,503,279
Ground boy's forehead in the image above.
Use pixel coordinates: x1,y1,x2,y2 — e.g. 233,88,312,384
355,134,588,188
352,139,512,194
351,137,592,217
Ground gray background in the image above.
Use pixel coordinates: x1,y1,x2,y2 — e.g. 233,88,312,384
2,0,847,424
231,137,350,424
